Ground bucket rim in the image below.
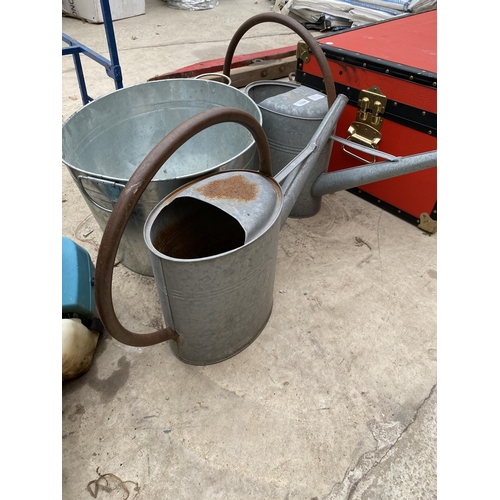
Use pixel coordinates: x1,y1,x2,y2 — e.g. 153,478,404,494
62,78,263,183
62,77,253,128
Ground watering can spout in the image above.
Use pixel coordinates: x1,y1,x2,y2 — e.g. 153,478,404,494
312,150,438,197
272,92,436,227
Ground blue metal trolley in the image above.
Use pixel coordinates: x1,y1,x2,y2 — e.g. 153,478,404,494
62,0,123,105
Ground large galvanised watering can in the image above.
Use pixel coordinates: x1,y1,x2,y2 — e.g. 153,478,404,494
94,102,436,366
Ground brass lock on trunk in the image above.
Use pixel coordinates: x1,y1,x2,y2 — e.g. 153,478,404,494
343,86,387,163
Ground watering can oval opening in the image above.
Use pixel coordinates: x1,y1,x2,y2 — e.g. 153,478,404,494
144,170,283,263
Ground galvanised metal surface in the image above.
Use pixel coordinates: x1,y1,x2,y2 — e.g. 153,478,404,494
94,107,274,352
259,84,329,118
312,150,438,197
94,101,347,363
140,99,347,365
224,12,338,219
275,95,348,226
145,171,282,365
162,171,282,245
62,78,262,276
138,96,343,364
246,80,336,218
95,103,436,365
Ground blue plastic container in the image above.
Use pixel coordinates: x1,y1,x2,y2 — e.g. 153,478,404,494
62,237,96,320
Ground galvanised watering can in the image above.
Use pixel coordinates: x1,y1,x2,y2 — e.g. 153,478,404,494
223,12,337,219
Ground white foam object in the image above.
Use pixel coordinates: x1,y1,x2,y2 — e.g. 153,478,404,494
62,318,100,381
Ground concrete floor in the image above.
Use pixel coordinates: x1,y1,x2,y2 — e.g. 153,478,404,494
62,1,437,498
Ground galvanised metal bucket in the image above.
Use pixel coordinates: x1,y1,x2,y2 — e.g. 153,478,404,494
62,78,262,276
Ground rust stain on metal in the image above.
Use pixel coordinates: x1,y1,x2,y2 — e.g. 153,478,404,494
196,174,258,201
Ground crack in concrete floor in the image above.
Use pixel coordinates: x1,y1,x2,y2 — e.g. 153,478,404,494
324,384,437,500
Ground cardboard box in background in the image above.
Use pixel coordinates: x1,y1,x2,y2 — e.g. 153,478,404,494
62,0,145,23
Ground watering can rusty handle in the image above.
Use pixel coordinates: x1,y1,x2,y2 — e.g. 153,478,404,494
222,12,336,107
94,107,272,348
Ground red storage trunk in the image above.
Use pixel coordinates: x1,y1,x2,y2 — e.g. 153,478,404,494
295,10,437,232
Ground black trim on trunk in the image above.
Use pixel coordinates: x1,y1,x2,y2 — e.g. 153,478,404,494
311,19,437,89
295,68,437,137
347,188,437,226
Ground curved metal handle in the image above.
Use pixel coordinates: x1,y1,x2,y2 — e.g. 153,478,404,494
222,12,336,107
76,175,126,213
194,73,232,86
95,107,272,347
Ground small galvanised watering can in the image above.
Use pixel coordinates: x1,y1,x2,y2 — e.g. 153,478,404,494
223,12,338,219
95,103,436,366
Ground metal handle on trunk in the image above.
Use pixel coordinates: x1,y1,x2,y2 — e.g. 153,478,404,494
341,143,378,164
76,175,126,213
331,135,399,163
222,12,336,107
95,107,272,347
